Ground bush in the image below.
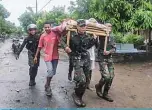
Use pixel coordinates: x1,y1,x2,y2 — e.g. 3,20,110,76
122,34,144,46
113,32,124,43
113,33,144,48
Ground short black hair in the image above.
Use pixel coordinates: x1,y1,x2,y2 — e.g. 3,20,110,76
44,21,54,26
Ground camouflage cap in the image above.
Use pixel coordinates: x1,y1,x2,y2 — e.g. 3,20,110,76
76,19,86,27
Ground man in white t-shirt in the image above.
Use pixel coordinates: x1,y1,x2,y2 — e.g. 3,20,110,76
85,18,97,89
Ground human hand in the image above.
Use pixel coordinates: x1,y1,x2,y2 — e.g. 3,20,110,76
65,47,72,53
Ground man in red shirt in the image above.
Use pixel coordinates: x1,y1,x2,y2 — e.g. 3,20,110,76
34,21,63,96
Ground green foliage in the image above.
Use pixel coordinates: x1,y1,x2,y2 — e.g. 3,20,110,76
18,11,37,31
122,34,144,45
68,0,152,32
68,0,92,19
19,6,68,32
0,4,10,18
17,0,152,46
0,4,19,35
113,32,124,43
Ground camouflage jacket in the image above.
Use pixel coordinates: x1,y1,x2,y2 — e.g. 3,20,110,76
97,34,116,56
18,34,40,55
61,31,97,59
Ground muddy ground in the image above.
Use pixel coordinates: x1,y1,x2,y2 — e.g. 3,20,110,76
0,39,152,108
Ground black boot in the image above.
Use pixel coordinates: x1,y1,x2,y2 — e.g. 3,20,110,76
86,70,92,90
68,72,72,81
72,93,86,107
95,79,105,98
72,92,82,107
79,91,86,107
72,87,86,107
29,67,35,86
102,82,113,102
102,91,113,102
29,80,36,86
29,66,38,86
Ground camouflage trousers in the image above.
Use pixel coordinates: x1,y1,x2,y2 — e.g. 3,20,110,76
28,50,40,67
73,56,91,94
28,51,40,81
98,56,115,93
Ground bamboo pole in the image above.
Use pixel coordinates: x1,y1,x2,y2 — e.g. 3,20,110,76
104,31,109,52
86,31,106,36
67,29,107,37
66,31,71,46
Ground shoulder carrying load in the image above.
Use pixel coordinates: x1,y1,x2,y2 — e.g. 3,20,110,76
65,19,110,36
65,19,110,52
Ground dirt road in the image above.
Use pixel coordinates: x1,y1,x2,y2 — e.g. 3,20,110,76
0,40,152,108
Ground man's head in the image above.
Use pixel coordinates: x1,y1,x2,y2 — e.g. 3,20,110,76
76,19,87,34
43,21,52,34
27,24,37,35
105,23,112,32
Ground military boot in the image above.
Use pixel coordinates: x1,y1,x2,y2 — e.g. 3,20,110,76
102,83,113,102
72,92,82,107
86,71,92,90
29,75,36,86
102,92,113,102
95,79,105,98
72,88,86,107
79,92,86,107
29,80,36,86
95,84,102,97
68,72,72,81
29,67,37,86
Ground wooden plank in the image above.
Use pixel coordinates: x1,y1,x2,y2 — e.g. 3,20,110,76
86,31,107,36
66,29,107,37
86,29,106,34
87,27,106,31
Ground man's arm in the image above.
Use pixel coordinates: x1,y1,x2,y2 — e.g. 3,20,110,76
104,35,116,55
34,35,44,63
51,24,66,35
60,34,71,53
18,38,27,55
35,47,41,58
108,36,116,53
60,34,68,49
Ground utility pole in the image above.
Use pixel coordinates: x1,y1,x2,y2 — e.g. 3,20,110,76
36,0,38,14
39,0,52,12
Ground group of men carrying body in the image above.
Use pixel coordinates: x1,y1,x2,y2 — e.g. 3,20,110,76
16,18,116,107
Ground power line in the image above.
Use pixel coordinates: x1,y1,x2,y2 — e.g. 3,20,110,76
39,0,52,12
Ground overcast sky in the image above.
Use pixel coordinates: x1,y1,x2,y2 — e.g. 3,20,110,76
1,0,74,26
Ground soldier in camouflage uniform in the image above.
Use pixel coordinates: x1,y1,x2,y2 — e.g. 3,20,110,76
95,23,116,102
17,24,40,86
61,19,97,107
